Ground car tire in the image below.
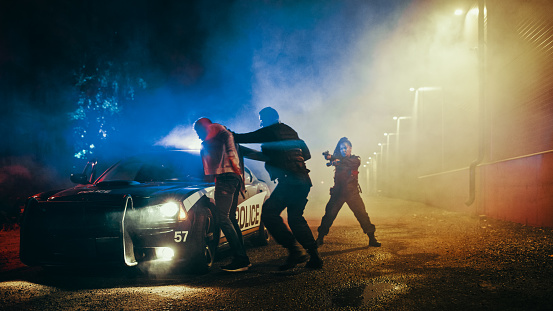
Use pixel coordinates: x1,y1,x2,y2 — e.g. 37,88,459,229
187,208,215,274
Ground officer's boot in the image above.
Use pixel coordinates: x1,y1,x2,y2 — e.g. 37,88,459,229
305,248,323,269
315,234,324,246
368,232,381,247
279,243,309,271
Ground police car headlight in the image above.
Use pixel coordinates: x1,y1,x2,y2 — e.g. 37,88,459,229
159,201,180,217
145,200,186,221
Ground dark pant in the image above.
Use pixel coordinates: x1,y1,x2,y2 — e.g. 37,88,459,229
261,179,317,251
214,173,248,263
317,188,376,237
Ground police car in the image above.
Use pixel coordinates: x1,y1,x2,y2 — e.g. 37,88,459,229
19,150,270,273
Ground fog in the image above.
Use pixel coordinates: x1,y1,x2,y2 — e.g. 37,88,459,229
152,0,481,220
0,0,483,222
153,0,415,219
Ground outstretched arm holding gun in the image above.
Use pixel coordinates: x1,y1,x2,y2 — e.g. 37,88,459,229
322,150,340,167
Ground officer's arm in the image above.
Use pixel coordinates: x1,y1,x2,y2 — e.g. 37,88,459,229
339,156,361,169
233,127,273,144
238,145,270,162
300,139,311,161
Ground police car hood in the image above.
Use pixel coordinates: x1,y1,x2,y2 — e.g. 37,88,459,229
45,180,213,203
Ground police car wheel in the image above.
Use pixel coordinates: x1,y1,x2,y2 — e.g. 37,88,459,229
187,208,214,274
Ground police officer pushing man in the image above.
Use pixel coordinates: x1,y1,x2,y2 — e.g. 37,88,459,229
233,107,323,270
316,137,381,247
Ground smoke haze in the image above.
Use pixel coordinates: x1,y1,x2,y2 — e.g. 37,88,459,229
1,0,482,222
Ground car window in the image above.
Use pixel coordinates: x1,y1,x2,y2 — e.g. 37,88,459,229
102,161,143,181
97,151,206,183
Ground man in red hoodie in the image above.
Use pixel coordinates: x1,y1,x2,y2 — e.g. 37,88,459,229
194,117,251,272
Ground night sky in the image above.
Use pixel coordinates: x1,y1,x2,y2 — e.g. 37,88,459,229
0,0,411,196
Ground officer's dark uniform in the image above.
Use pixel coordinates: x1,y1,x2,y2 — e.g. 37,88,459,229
317,146,380,247
233,122,321,268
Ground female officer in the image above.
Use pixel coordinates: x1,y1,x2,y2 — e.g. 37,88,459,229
316,137,381,247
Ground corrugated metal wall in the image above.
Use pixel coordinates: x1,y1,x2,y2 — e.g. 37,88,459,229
488,0,553,161
476,0,553,226
397,0,553,227
379,0,553,226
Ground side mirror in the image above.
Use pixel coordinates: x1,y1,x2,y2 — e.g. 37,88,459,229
244,168,253,185
70,173,89,184
71,159,98,184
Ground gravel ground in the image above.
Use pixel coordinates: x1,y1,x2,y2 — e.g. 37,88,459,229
1,196,553,310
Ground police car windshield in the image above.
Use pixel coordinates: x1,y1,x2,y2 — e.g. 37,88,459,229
97,151,205,183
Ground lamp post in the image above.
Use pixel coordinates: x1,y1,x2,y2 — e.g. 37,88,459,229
384,133,398,195
377,142,386,176
411,87,442,129
373,151,381,195
393,115,411,130
384,133,397,173
364,157,374,194
393,116,412,162
393,116,411,143
378,143,385,159
410,86,444,172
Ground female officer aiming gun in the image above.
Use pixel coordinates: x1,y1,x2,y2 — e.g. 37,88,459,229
316,137,381,247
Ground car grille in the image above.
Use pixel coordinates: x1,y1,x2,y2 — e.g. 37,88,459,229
23,201,126,264
36,201,124,237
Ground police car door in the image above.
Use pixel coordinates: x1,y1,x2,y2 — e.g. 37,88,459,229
235,167,264,234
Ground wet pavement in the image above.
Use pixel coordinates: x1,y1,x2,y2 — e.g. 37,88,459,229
315,196,553,310
1,196,553,310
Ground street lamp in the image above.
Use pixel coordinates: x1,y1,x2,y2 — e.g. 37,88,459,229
411,87,442,128
393,116,412,133
410,86,444,171
373,151,381,194
363,157,374,194
378,143,385,156
384,132,397,165
393,116,412,156
382,134,397,195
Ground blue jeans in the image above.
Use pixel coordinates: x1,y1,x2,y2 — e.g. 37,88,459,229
214,173,249,263
261,178,317,251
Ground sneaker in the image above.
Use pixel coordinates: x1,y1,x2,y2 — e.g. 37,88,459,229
221,261,251,272
279,249,309,271
368,238,381,247
305,250,323,269
367,233,381,247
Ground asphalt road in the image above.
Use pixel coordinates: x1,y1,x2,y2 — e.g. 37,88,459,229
1,196,553,310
